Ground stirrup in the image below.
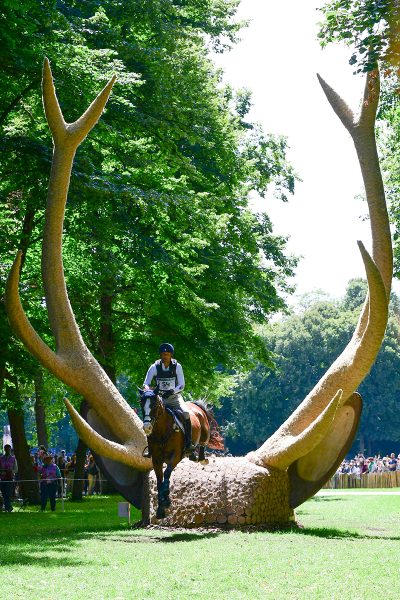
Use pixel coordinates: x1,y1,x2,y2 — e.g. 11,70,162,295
143,446,151,458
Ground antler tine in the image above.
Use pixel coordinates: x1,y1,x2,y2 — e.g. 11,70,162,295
319,70,391,293
6,251,147,455
253,69,392,468
41,59,116,354
359,70,380,129
5,251,63,377
42,58,66,143
253,240,388,468
65,400,151,471
248,390,344,468
68,75,117,146
42,57,116,148
316,73,356,130
5,61,150,464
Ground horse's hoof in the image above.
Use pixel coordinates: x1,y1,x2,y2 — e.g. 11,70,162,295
200,459,209,465
188,452,198,462
156,507,166,519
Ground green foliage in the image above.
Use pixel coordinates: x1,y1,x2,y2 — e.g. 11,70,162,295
376,95,400,278
318,0,400,73
0,0,298,444
222,279,400,454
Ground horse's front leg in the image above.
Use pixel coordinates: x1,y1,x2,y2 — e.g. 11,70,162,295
153,461,166,519
161,450,181,508
161,463,173,508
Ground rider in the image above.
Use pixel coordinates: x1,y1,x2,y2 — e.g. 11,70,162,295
143,343,194,456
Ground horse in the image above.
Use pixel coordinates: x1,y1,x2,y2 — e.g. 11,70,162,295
139,388,224,519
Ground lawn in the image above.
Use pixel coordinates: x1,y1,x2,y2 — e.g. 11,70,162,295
0,491,399,600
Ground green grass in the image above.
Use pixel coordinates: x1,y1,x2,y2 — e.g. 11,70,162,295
1,492,399,599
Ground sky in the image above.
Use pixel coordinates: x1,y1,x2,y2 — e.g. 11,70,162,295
214,0,392,302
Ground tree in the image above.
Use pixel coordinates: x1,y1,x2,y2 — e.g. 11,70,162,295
1,0,298,410
223,279,400,455
318,0,400,73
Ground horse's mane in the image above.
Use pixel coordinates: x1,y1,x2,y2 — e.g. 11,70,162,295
191,400,225,451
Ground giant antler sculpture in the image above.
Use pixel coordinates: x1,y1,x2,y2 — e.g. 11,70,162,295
6,61,391,525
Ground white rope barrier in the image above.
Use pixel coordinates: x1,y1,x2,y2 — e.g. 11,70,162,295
2,477,104,513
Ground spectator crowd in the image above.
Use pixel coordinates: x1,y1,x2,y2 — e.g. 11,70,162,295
0,445,100,512
337,452,400,476
32,446,101,497
3,444,400,510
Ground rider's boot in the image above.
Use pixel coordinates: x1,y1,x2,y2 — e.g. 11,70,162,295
184,418,196,458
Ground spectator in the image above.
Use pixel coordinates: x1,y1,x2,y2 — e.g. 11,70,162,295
56,450,67,497
65,453,76,494
83,455,89,495
388,453,397,472
0,445,18,512
38,445,47,465
87,455,99,495
359,459,368,475
340,461,350,474
38,454,61,512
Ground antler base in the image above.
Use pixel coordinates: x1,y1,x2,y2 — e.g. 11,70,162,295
148,457,294,527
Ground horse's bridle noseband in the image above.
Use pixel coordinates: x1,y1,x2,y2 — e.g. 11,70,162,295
142,392,163,429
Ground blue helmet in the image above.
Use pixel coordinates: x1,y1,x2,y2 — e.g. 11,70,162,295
159,342,174,354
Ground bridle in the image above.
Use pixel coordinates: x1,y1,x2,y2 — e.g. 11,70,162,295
141,390,164,434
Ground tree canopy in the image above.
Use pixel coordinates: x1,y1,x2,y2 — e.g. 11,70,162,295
318,0,400,73
221,280,400,456
0,0,298,444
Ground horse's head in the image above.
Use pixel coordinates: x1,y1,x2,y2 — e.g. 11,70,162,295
140,387,162,436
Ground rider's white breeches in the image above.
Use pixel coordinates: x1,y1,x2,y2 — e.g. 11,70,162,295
163,393,190,419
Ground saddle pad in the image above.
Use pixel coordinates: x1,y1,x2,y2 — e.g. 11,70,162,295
165,407,185,434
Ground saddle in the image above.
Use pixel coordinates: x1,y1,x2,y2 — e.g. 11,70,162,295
165,407,186,435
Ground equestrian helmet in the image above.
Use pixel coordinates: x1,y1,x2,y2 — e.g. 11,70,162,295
159,342,174,354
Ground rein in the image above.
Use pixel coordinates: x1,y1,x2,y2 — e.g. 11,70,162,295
142,394,174,444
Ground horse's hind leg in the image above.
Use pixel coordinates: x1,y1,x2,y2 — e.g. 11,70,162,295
198,446,209,465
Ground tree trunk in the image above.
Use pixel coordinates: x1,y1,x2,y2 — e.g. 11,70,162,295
2,197,40,505
97,292,116,383
34,368,49,448
70,290,116,502
71,435,87,501
6,381,40,504
0,364,5,398
94,291,117,494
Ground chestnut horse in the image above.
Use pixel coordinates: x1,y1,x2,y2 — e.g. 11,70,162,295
139,388,223,519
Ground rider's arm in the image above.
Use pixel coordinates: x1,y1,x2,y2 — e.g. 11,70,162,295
173,363,185,393
143,364,157,390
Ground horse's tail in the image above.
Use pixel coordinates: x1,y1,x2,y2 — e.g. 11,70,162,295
191,400,225,451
